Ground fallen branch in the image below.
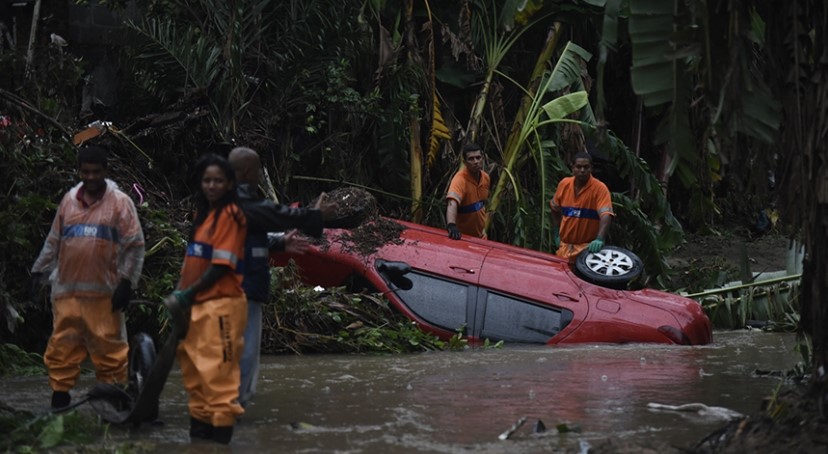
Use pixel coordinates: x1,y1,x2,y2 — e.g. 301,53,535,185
0,88,73,140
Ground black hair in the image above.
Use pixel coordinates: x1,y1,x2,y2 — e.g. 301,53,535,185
461,142,483,159
77,145,108,168
190,153,244,240
573,151,592,163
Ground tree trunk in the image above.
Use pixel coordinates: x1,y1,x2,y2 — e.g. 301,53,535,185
404,0,424,221
485,23,564,230
24,0,42,79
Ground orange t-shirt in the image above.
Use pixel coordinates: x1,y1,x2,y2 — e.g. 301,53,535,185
550,175,614,245
446,166,490,238
180,204,247,303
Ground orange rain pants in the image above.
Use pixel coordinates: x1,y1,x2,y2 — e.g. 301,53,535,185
43,296,128,392
177,295,248,427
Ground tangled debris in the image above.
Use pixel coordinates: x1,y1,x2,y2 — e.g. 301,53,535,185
334,218,406,257
691,387,828,453
313,187,406,257
315,186,379,220
260,265,445,354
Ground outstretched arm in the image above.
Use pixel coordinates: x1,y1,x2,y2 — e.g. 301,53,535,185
243,199,324,238
549,199,562,248
446,199,461,240
175,264,231,305
596,214,612,242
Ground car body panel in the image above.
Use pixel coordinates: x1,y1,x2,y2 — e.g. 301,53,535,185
475,248,586,343
271,218,712,346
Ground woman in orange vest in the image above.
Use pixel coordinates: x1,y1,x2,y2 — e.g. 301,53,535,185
168,153,247,444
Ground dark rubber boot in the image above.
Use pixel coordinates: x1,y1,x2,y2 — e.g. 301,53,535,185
189,417,214,440
212,425,233,444
51,391,70,409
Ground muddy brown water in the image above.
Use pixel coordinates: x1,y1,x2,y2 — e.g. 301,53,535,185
1,330,799,453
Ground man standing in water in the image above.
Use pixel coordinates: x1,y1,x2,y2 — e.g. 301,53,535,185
228,146,334,408
549,151,614,261
445,143,490,240
30,145,145,409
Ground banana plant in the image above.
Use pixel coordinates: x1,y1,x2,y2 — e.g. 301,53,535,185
465,0,552,143
486,41,593,241
623,0,781,227
126,0,273,139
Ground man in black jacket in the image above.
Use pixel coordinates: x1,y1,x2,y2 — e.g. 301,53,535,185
228,147,333,408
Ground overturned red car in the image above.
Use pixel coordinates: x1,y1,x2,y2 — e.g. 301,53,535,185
270,218,712,346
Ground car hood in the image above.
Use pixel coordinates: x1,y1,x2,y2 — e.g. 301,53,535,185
622,288,712,345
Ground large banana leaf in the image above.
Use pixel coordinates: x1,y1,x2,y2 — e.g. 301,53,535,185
628,0,674,107
127,18,223,97
540,92,589,125
427,92,451,167
423,0,451,169
487,41,593,235
466,1,552,142
738,81,781,144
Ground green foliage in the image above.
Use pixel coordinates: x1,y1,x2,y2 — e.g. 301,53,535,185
0,134,78,345
698,279,800,330
0,410,101,452
488,41,593,245
0,343,46,376
482,338,505,349
124,0,374,161
588,128,683,285
262,265,446,354
619,0,783,232
628,0,675,107
445,326,504,351
447,330,469,351
610,193,671,287
138,206,187,304
671,257,735,295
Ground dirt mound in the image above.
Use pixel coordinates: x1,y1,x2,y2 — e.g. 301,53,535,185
314,187,405,257
316,187,378,220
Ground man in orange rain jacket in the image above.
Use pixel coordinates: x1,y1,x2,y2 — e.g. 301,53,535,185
30,144,145,409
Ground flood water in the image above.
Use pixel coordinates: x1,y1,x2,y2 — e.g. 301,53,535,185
2,330,800,453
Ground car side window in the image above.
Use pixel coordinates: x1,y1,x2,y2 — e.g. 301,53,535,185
481,291,573,343
394,271,469,333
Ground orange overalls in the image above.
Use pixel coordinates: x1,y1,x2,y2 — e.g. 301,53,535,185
176,204,248,428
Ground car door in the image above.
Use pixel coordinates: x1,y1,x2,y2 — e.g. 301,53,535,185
377,227,489,336
473,247,586,344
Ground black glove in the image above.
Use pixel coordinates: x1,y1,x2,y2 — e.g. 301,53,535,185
111,279,132,312
447,223,461,240
28,272,43,300
164,291,193,340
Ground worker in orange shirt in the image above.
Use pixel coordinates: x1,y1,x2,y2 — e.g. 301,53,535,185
549,151,614,261
446,143,490,240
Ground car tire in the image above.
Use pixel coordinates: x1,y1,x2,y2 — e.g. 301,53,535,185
575,245,643,288
128,332,156,392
